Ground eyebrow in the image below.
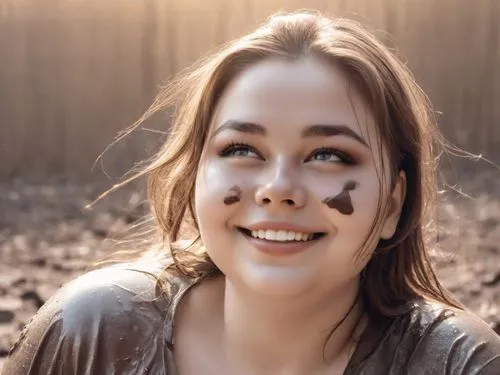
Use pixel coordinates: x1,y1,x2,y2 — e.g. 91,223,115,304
212,120,369,148
301,124,369,148
212,120,267,138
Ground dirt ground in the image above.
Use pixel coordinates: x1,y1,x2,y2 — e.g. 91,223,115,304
0,168,499,371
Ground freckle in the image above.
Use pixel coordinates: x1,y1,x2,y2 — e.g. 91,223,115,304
223,185,242,205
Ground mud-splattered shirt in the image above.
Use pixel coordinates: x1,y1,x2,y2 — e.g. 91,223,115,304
3,264,500,374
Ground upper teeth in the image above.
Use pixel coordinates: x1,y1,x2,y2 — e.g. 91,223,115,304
250,229,314,241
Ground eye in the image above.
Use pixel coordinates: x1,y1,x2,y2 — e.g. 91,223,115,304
218,142,261,159
306,147,355,165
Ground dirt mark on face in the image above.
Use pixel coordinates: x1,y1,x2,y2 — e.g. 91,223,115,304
223,185,242,205
322,180,358,215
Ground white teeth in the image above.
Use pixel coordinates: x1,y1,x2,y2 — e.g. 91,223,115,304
248,229,316,242
276,230,288,241
265,230,276,241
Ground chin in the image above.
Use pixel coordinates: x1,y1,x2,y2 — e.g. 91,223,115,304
234,263,316,298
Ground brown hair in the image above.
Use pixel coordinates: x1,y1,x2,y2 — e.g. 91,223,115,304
96,11,462,317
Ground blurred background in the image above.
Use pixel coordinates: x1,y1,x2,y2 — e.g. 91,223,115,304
0,0,499,370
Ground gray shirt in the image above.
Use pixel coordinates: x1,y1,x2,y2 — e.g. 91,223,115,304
3,265,500,374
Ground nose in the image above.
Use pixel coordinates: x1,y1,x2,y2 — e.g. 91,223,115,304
254,163,306,209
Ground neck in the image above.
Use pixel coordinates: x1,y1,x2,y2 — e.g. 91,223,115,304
220,277,366,375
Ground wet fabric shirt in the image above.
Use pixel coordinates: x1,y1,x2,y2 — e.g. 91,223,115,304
3,265,500,375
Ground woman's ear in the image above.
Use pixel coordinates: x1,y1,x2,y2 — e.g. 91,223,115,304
380,170,407,240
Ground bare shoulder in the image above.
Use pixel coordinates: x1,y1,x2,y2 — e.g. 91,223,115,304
2,265,181,375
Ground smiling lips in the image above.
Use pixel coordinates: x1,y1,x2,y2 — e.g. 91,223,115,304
238,225,326,255
250,229,314,241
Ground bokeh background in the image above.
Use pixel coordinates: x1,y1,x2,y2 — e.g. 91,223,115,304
0,0,499,371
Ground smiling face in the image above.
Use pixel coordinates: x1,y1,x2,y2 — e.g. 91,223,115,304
194,56,406,297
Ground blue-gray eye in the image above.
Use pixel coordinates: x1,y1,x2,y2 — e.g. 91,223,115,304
307,148,356,164
219,142,261,158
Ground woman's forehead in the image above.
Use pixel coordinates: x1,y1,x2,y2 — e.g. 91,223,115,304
211,57,379,145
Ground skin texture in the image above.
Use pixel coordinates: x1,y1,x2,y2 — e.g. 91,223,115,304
223,185,243,205
187,56,408,374
195,56,406,297
322,180,359,215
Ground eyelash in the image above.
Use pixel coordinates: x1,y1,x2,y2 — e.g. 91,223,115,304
308,147,357,165
218,142,260,158
218,142,357,165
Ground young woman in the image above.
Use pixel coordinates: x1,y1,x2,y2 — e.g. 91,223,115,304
4,11,500,375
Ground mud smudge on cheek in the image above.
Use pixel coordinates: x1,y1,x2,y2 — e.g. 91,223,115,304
223,185,242,205
322,180,358,215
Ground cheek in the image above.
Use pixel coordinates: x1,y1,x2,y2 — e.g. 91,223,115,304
352,176,382,219
316,171,382,238
342,173,385,254
194,159,254,274
194,159,253,226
